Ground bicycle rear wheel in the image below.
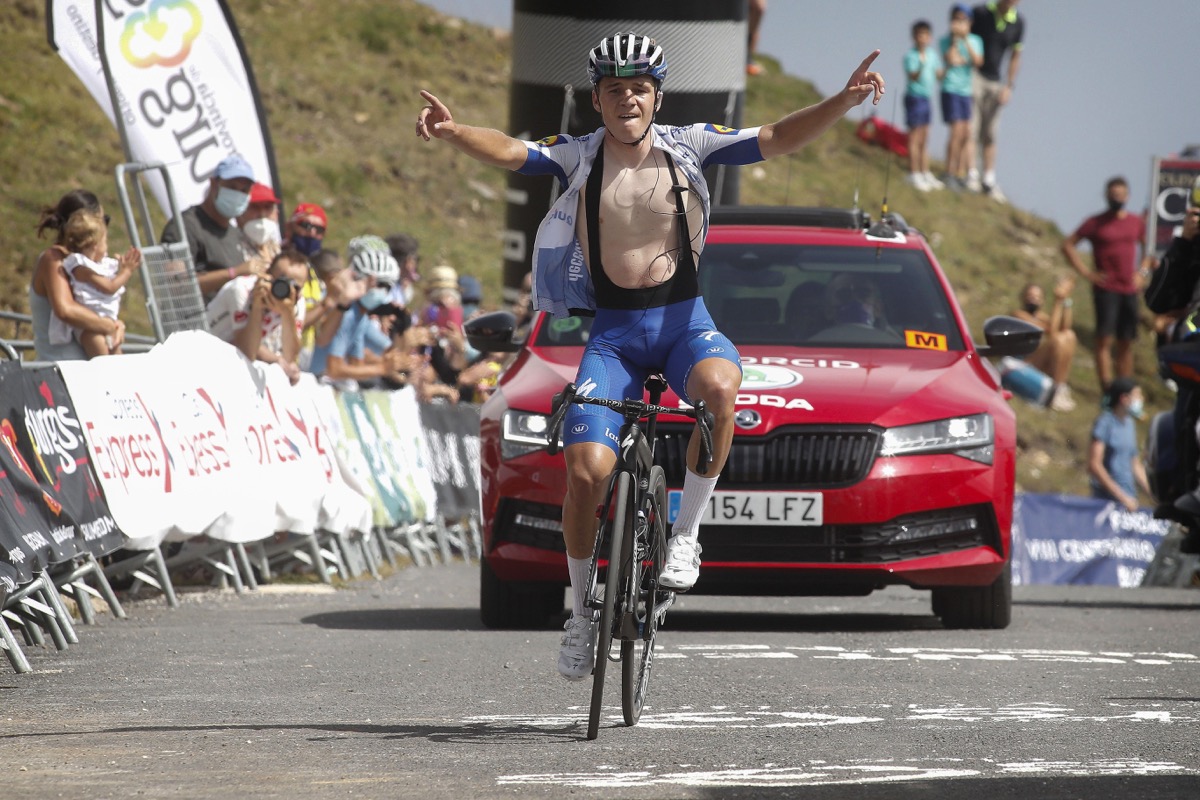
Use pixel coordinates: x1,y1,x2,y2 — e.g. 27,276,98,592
587,471,631,741
621,465,669,726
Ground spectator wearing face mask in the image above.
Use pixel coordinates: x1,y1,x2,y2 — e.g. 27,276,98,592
283,203,333,363
1012,275,1078,411
1088,377,1151,512
307,235,408,386
237,183,282,263
162,154,267,302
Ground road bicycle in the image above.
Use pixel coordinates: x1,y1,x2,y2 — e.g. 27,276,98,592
546,375,714,740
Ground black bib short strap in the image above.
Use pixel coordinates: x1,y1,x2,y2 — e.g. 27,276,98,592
584,145,701,311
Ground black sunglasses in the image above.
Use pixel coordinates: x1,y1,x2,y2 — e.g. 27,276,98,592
295,220,326,235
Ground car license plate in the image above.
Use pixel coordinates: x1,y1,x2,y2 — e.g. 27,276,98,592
668,491,822,527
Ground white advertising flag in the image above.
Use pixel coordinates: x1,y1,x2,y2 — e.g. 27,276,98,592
47,0,279,213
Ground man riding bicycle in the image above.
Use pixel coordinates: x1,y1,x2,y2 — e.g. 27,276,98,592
417,32,884,681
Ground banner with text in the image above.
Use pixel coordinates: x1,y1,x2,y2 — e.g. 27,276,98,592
1147,157,1200,257
1011,493,1170,587
47,0,278,213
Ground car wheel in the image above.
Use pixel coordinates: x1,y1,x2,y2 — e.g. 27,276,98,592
479,557,564,629
932,561,1012,630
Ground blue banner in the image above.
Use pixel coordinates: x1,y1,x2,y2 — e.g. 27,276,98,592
1012,493,1170,587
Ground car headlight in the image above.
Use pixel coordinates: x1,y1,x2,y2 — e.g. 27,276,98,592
501,409,556,459
880,413,994,464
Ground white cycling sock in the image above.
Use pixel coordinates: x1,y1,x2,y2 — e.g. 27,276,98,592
672,470,719,542
567,555,591,617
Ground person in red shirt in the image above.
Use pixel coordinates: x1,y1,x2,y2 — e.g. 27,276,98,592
1061,176,1153,389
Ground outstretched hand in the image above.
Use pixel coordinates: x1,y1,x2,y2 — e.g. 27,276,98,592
843,50,885,107
416,90,456,142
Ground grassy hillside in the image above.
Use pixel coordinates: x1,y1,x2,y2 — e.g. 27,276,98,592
0,0,1170,497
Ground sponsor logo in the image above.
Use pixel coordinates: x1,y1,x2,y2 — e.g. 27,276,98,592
697,330,722,342
606,428,620,444
536,134,565,147
741,356,861,369
736,394,814,411
120,0,204,69
571,423,589,435
706,346,726,354
705,123,738,135
734,409,761,429
577,377,598,397
739,365,803,391
904,330,948,352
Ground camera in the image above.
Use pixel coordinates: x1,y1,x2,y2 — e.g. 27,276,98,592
270,277,294,300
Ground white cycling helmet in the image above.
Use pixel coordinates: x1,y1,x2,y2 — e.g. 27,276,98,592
347,235,400,284
587,32,667,86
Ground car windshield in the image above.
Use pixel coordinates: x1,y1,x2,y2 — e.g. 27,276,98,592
533,243,965,351
700,242,965,350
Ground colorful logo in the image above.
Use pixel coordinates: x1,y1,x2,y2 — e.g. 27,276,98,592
536,135,565,147
705,123,738,135
120,0,203,69
739,365,802,391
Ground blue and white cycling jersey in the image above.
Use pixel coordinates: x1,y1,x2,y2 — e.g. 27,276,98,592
517,123,764,319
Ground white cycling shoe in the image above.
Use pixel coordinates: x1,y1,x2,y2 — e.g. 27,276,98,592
558,613,597,681
659,536,702,591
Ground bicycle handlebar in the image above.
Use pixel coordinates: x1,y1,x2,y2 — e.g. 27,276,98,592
545,381,716,475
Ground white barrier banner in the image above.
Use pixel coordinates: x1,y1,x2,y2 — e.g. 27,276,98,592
310,383,389,528
387,389,439,524
48,0,278,212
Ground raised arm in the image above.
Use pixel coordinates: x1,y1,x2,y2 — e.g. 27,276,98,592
416,90,527,170
757,51,884,160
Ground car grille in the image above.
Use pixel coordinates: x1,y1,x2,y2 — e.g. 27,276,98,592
654,424,881,488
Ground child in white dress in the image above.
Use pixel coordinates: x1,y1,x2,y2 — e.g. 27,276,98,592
52,208,140,357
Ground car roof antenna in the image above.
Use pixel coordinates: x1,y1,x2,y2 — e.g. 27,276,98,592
865,93,900,241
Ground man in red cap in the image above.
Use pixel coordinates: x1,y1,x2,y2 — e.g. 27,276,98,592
284,202,331,365
237,183,282,263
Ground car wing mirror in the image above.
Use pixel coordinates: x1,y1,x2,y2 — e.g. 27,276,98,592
465,310,522,353
974,315,1043,358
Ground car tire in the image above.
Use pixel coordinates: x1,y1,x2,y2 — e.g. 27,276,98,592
479,556,564,629
932,561,1012,630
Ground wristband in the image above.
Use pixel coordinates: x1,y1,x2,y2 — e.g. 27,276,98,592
227,267,236,280
337,302,353,312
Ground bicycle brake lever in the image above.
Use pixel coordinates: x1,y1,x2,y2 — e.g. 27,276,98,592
546,382,575,455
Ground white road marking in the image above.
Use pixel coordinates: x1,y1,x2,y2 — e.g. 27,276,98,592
497,758,1195,788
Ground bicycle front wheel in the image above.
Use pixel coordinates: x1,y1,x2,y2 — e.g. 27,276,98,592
621,465,669,726
587,470,631,741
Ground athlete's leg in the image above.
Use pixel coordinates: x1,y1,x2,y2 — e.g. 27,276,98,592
563,443,618,560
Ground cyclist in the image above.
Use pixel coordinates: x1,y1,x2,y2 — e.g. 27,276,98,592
417,32,884,681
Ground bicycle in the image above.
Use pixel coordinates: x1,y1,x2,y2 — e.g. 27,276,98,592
546,375,715,740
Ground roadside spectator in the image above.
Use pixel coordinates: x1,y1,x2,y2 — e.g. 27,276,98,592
458,274,484,319
512,270,534,339
746,0,767,76
939,4,983,191
31,190,126,361
206,249,308,383
386,232,421,307
903,19,944,192
283,203,328,258
1088,377,1150,512
419,265,471,399
237,182,282,264
1061,176,1153,390
52,209,140,358
162,154,265,302
1012,276,1078,411
968,0,1024,202
299,248,347,368
307,235,407,386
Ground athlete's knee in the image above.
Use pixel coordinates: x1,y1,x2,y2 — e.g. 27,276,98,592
688,363,741,416
565,448,614,498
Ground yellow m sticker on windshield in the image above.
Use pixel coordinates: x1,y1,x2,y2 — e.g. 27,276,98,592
904,330,947,351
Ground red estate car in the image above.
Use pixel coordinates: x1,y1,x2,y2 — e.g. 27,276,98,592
468,207,1040,630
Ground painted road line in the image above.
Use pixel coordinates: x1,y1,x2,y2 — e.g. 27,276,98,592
496,758,1196,789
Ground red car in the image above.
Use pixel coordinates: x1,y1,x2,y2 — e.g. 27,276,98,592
467,206,1040,630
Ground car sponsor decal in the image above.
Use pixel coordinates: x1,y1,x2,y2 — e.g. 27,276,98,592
738,365,802,391
736,394,814,410
741,356,861,369
904,330,948,351
549,317,582,333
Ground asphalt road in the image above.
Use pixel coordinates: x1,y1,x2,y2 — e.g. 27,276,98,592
4,562,1200,799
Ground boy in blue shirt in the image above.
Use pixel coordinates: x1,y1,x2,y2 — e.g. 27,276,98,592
903,19,944,192
940,4,983,190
